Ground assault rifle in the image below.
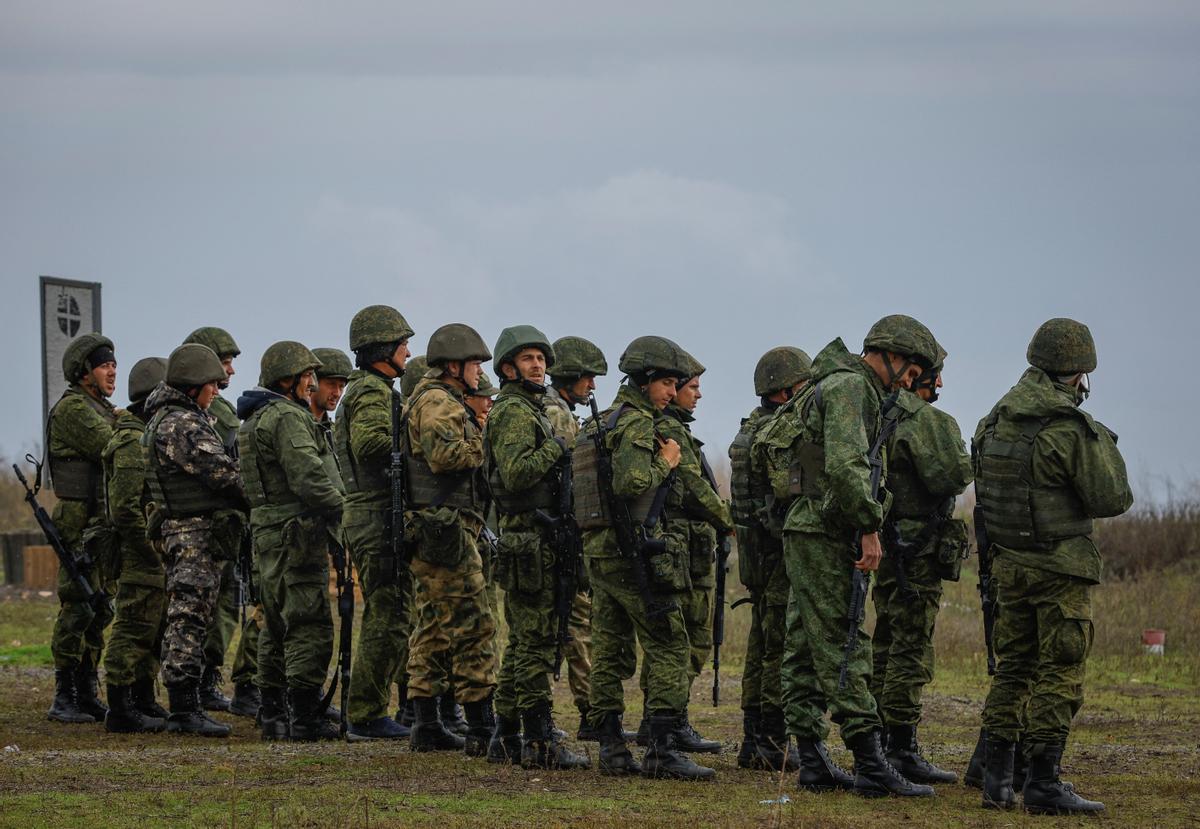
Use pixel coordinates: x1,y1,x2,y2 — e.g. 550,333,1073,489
323,529,354,737
13,455,109,611
389,391,408,617
712,534,731,706
534,443,582,682
838,391,902,691
973,491,997,676
588,396,677,620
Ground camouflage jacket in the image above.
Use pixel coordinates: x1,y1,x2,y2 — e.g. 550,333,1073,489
662,404,733,533
209,393,240,453
47,384,117,544
334,368,399,506
101,409,162,583
407,375,485,520
544,390,580,442
974,368,1132,582
485,382,564,530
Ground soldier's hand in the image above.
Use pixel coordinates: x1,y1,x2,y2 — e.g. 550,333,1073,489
658,437,681,469
857,532,882,571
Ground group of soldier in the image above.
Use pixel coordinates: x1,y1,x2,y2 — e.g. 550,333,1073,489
38,305,1131,815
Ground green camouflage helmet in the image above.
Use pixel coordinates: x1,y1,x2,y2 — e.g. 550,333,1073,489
618,335,693,379
470,370,500,398
550,336,608,379
183,326,240,358
401,355,428,399
493,325,556,369
259,341,322,387
1027,318,1097,375
166,343,226,387
312,347,352,380
127,357,167,403
426,323,491,366
680,351,706,381
753,346,812,396
349,304,415,352
62,333,115,382
863,314,939,370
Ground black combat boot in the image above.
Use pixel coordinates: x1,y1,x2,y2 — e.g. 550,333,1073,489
884,723,958,784
288,686,339,742
487,713,523,764
463,696,496,757
981,735,1016,810
848,730,934,798
736,708,761,769
575,703,600,741
438,693,469,737
229,681,261,718
348,715,408,741
257,685,288,740
323,703,341,724
396,686,415,729
642,713,717,780
674,709,721,754
1022,744,1104,816
1014,740,1030,790
796,738,855,792
132,678,169,720
104,684,166,734
964,728,986,788
754,706,787,771
410,696,465,752
520,704,590,770
166,683,232,737
597,712,641,776
47,668,95,724
198,666,231,712
75,655,108,720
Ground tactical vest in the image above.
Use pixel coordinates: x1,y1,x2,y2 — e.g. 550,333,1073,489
142,405,237,518
975,414,1093,550
334,374,398,495
238,399,304,510
573,404,660,529
486,393,557,516
47,390,115,502
728,421,756,525
784,383,826,499
405,385,483,512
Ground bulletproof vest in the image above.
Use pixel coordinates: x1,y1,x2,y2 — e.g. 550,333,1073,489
334,373,398,495
729,418,756,525
975,413,1093,550
142,405,238,518
47,390,115,502
405,386,483,511
238,399,304,510
573,404,660,530
486,393,557,516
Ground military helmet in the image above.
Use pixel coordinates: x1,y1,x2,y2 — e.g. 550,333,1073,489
753,346,812,396
183,326,240,359
470,370,500,398
680,351,706,381
401,355,428,399
166,343,226,387
127,357,167,403
312,347,352,380
62,333,115,382
349,305,415,352
1027,318,1097,375
550,336,608,379
493,325,556,370
863,315,939,370
426,323,491,366
617,335,693,379
259,341,322,388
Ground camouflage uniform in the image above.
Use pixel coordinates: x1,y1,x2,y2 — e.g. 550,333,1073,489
201,395,245,687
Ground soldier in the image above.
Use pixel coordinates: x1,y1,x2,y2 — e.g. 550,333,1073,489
238,342,346,741
335,305,416,742
465,369,498,426
143,343,249,736
760,315,938,796
309,348,353,425
729,346,811,771
45,332,118,724
182,326,246,713
545,336,607,740
976,319,1132,815
485,326,589,770
575,336,714,781
871,346,972,783
404,323,499,755
636,355,733,754
101,356,170,733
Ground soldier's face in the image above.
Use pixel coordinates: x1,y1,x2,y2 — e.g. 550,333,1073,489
462,360,483,389
569,376,596,401
85,361,118,398
915,372,943,402
510,348,547,383
391,339,411,370
196,381,219,410
291,370,315,404
467,394,493,423
313,377,347,412
219,356,235,389
646,376,677,409
674,377,701,412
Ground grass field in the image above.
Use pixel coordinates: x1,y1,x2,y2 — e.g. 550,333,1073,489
0,563,1198,828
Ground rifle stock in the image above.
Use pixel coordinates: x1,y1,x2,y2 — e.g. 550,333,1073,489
973,496,997,676
712,534,730,706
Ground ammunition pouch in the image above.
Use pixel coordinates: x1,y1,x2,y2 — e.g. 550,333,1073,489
491,477,556,516
50,457,101,502
935,517,969,582
209,509,248,562
496,530,546,595
687,521,718,584
409,507,469,568
406,455,480,512
647,532,690,594
786,442,825,498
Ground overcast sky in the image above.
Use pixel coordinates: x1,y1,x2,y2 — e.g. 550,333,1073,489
2,2,1197,503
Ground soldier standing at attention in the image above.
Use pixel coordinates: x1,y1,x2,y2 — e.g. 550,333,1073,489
101,356,170,734
976,319,1132,815
871,345,972,783
404,323,499,755
45,332,119,724
309,348,352,428
485,326,589,769
544,336,607,741
143,344,248,737
729,346,810,771
182,326,247,713
238,342,346,741
335,305,416,742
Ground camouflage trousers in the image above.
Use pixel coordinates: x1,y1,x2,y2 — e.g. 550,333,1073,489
638,584,711,698
255,517,335,691
230,609,263,686
564,591,592,710
982,558,1094,749
343,505,413,722
102,542,167,686
160,519,223,687
202,559,240,671
870,551,944,726
50,503,113,671
781,530,880,744
739,553,789,714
